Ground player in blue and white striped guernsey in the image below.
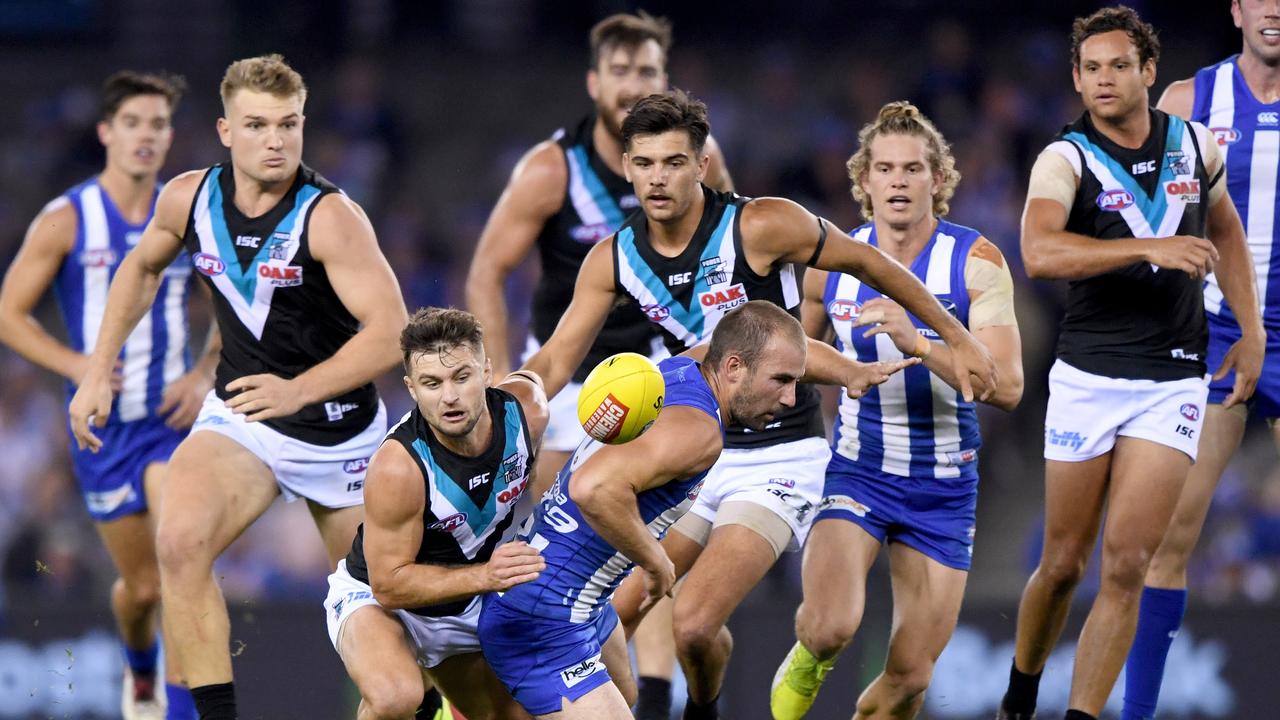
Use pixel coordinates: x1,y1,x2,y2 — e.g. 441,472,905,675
479,302,809,719
770,102,1024,720
0,72,216,720
1120,3,1280,719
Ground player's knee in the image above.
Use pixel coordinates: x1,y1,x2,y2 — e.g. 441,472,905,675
359,674,423,720
1038,549,1088,592
115,574,162,609
674,616,730,660
1100,546,1152,595
882,661,934,700
155,522,215,579
796,604,859,659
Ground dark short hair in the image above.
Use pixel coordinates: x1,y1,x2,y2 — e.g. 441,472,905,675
1070,5,1160,69
400,307,484,370
622,89,710,153
589,11,672,68
100,71,186,122
704,301,805,370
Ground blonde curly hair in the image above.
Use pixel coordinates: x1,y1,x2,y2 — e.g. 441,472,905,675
846,101,960,221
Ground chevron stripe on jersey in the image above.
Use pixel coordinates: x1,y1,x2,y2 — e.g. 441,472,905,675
614,205,740,348
1057,114,1201,239
825,221,981,480
54,178,192,423
1194,56,1280,325
566,144,627,230
191,166,322,339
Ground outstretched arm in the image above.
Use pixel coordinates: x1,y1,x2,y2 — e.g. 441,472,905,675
223,194,408,422
465,141,567,377
365,442,545,609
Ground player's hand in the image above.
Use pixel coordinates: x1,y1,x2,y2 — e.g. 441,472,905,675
637,554,676,615
1145,236,1218,279
158,369,214,429
68,365,116,453
224,373,306,422
946,332,998,402
482,541,545,591
1214,330,1265,409
852,298,919,355
842,357,921,399
67,355,123,392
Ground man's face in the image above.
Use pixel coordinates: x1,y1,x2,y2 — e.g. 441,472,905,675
725,336,806,431
624,130,709,224
217,89,305,185
1073,30,1154,123
98,94,173,179
1235,0,1280,65
860,133,938,230
588,40,668,139
403,344,492,440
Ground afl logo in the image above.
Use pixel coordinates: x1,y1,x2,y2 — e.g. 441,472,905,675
1096,189,1135,211
1180,403,1200,421
342,458,369,474
642,304,670,321
193,252,226,276
828,299,860,322
1210,127,1241,145
428,513,467,533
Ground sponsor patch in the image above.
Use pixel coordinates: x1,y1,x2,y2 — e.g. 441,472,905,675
1259,111,1279,126
819,494,870,517
643,303,670,321
583,393,629,442
193,252,226,276
559,652,604,689
258,264,303,287
1210,127,1240,145
701,257,728,285
325,401,359,422
1166,150,1191,176
944,448,979,466
343,458,369,474
1046,428,1087,452
828,298,860,322
569,223,612,243
1180,403,1200,421
699,282,747,311
84,484,138,515
1165,180,1201,203
79,249,119,267
1096,189,1135,211
428,513,467,532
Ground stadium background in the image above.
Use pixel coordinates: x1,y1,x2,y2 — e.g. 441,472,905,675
0,1,1276,717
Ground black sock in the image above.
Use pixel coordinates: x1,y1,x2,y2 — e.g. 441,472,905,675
634,676,672,720
191,682,237,720
1000,658,1042,714
416,687,443,718
1065,711,1097,720
682,693,719,720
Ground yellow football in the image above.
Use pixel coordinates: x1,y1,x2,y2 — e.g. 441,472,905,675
577,352,666,444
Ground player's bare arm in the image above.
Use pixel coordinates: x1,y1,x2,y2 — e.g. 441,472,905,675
0,198,104,384
465,141,568,378
518,238,618,398
702,135,734,192
1155,78,1196,120
496,369,551,448
69,170,203,451
224,193,408,422
739,197,997,401
364,441,545,610
854,238,1025,411
1204,189,1265,407
1022,152,1218,280
799,267,835,342
568,405,723,609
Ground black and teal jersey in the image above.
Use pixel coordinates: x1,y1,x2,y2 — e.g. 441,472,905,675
1047,109,1214,380
344,388,534,617
611,185,823,449
532,115,657,383
183,163,378,444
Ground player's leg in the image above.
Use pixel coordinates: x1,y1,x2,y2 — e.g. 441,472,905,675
1123,404,1244,720
772,517,881,720
1066,437,1190,716
853,543,967,719
672,505,788,715
999,455,1110,718
155,430,279,716
338,606,426,720
631,596,675,720
538,683,633,720
308,500,366,569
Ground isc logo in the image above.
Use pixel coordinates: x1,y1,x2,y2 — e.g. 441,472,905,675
583,394,629,443
828,299,860,322
1096,189,1135,211
193,252,226,276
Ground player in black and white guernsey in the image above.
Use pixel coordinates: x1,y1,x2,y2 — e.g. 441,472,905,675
70,56,408,720
521,90,994,718
463,15,731,715
996,10,1264,720
323,308,547,720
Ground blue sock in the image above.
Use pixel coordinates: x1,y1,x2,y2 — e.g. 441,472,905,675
166,683,197,720
123,642,159,676
1121,586,1188,720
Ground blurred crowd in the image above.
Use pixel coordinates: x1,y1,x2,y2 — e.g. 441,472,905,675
2,1,1278,622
